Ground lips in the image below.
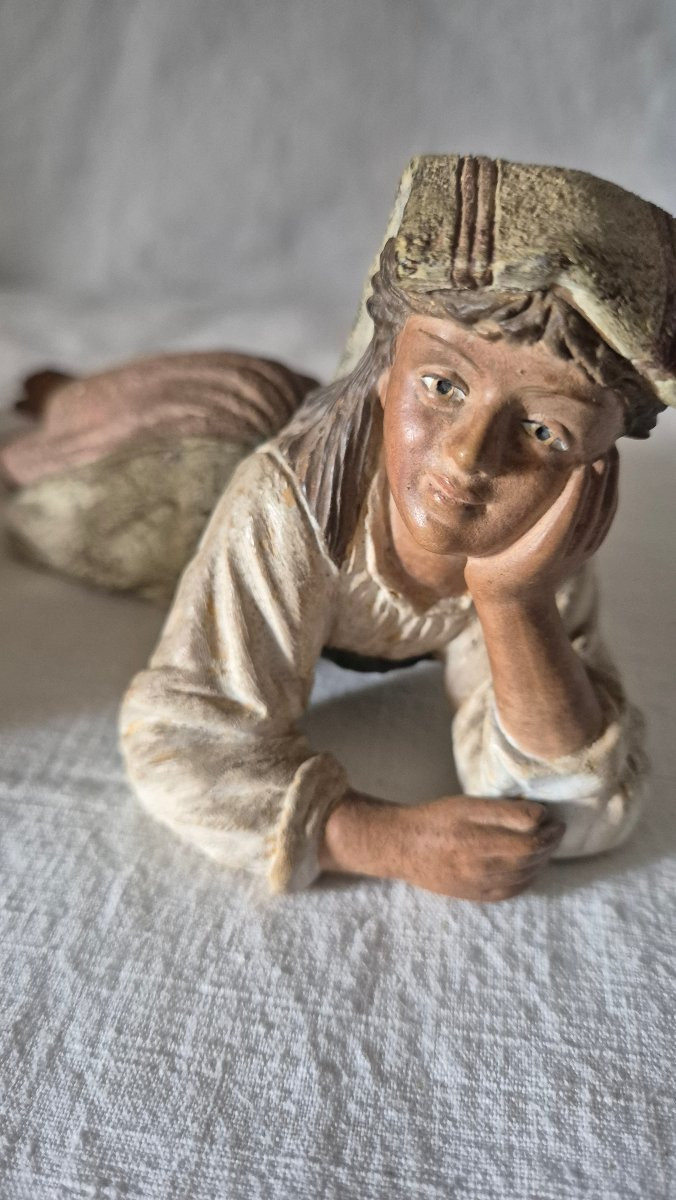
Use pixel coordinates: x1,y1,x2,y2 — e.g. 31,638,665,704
428,472,485,506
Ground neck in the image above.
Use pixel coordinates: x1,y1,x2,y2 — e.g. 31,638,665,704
386,489,468,602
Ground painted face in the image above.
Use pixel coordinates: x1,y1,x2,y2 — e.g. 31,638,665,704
379,313,626,559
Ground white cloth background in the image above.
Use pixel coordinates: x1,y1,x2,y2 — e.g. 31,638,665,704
0,3,674,1197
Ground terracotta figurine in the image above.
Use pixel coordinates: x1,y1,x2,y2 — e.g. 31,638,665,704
1,155,674,899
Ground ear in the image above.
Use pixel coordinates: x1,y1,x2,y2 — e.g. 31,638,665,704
376,367,391,410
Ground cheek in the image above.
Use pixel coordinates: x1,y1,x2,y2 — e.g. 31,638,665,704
383,397,433,490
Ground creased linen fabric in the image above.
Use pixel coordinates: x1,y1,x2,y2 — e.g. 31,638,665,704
118,443,647,891
1,2,675,1194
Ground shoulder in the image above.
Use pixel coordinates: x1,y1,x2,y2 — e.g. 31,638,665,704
196,444,338,575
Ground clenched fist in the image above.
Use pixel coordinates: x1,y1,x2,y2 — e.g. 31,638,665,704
319,791,565,901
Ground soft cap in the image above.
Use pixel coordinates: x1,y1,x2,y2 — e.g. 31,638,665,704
336,154,676,408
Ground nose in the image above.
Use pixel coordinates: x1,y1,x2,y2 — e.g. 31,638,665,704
444,406,505,477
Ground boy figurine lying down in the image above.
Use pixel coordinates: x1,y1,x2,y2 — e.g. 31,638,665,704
3,155,674,899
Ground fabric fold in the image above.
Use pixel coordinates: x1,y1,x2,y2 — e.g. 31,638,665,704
118,445,649,891
450,606,649,858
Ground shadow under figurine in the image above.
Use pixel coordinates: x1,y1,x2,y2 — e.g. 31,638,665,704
2,154,674,899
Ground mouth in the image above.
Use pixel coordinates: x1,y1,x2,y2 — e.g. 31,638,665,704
427,472,485,507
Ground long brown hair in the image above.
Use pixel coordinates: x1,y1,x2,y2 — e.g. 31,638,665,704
277,238,666,565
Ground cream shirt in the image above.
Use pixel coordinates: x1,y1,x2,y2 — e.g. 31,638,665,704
117,443,648,892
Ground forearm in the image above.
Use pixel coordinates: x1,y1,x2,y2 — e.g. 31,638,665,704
474,592,604,759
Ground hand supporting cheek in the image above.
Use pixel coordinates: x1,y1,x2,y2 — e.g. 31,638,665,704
464,446,619,605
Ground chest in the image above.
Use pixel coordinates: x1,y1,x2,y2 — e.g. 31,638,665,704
328,564,475,661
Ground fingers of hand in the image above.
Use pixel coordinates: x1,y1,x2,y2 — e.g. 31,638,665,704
573,467,605,550
467,824,564,900
585,447,619,553
571,447,620,555
464,802,566,877
468,817,566,870
415,795,565,900
466,796,562,836
465,796,566,844
530,464,590,558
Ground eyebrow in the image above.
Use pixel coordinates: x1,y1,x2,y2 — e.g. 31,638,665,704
519,386,598,408
417,330,482,372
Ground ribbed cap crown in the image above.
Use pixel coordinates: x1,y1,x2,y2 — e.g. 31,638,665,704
337,154,676,407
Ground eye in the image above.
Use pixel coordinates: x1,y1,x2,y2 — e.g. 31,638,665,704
421,374,466,401
521,419,569,452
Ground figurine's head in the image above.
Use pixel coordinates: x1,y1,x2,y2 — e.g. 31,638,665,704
369,241,656,558
278,155,675,564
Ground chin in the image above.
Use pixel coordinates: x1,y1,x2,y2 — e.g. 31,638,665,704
406,514,471,556
410,514,509,558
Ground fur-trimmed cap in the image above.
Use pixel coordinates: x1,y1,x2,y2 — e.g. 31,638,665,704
336,154,676,407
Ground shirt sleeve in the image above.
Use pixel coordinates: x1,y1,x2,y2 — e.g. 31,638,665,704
117,447,350,893
444,563,650,857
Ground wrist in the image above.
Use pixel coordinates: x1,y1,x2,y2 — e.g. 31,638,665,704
472,586,558,620
319,790,402,880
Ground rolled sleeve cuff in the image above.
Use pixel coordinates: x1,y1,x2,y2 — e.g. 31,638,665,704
484,685,648,857
453,663,649,858
265,753,350,893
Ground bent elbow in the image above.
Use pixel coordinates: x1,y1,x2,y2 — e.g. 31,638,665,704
118,703,274,880
550,777,648,859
